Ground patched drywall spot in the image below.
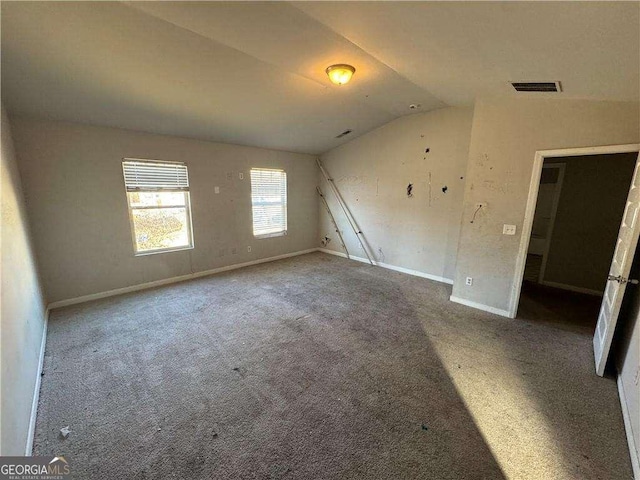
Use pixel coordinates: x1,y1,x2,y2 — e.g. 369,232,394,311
336,175,368,186
377,247,386,262
476,153,489,168
483,179,507,194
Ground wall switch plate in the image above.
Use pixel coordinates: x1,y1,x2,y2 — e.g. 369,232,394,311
247,246,252,253
214,186,220,194
465,277,473,286
503,224,517,235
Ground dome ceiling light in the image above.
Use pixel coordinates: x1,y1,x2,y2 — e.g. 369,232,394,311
325,64,356,85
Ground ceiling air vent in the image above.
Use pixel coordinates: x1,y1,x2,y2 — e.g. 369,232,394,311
335,129,352,139
511,81,562,93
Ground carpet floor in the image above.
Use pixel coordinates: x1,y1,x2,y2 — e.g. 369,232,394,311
34,252,633,479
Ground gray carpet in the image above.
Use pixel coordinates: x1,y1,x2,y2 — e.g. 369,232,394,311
34,252,633,479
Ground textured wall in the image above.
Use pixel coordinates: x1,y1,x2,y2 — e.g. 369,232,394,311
1,107,46,455
452,98,640,314
617,301,640,475
616,243,640,476
318,107,473,281
11,118,319,303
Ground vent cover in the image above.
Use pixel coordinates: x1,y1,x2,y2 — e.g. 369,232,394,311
335,129,352,138
511,81,562,93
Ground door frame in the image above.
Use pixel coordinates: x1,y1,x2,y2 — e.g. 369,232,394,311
509,143,640,319
536,162,566,284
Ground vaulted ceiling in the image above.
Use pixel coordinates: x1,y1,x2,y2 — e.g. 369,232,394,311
2,1,638,154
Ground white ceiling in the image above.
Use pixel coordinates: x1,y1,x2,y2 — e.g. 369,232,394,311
2,1,638,154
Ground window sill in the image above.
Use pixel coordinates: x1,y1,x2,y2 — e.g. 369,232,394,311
254,231,287,239
134,245,194,256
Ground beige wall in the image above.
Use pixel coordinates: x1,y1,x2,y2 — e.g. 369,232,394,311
616,244,640,476
318,107,473,281
543,153,637,293
1,107,46,455
452,98,640,314
618,311,640,475
11,117,318,303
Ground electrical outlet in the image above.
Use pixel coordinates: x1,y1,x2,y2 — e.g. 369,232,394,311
465,277,473,286
239,172,244,180
503,224,517,235
214,186,220,194
247,246,252,253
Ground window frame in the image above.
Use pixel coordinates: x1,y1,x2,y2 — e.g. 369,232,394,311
250,167,288,239
122,158,195,256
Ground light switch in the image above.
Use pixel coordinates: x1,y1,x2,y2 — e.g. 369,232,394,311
214,186,220,194
503,224,517,235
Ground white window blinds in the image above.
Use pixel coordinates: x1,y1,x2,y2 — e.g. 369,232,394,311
122,159,189,191
250,168,287,237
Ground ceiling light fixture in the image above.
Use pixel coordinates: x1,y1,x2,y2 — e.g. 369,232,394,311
326,64,356,85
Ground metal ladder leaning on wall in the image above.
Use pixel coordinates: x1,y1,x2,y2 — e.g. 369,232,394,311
317,186,350,259
316,158,375,266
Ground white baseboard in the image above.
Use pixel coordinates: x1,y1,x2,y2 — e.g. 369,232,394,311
540,280,603,297
317,248,453,285
318,248,367,263
25,308,49,456
449,295,512,318
378,260,453,285
617,375,640,479
48,248,319,310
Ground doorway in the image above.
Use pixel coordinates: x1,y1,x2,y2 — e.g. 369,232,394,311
511,144,640,374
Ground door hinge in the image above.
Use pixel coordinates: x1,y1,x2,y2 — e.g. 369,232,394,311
608,274,640,285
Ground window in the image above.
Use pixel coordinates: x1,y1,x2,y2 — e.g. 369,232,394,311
250,168,287,238
122,159,194,255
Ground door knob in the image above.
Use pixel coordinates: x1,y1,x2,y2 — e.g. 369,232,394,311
608,275,639,285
